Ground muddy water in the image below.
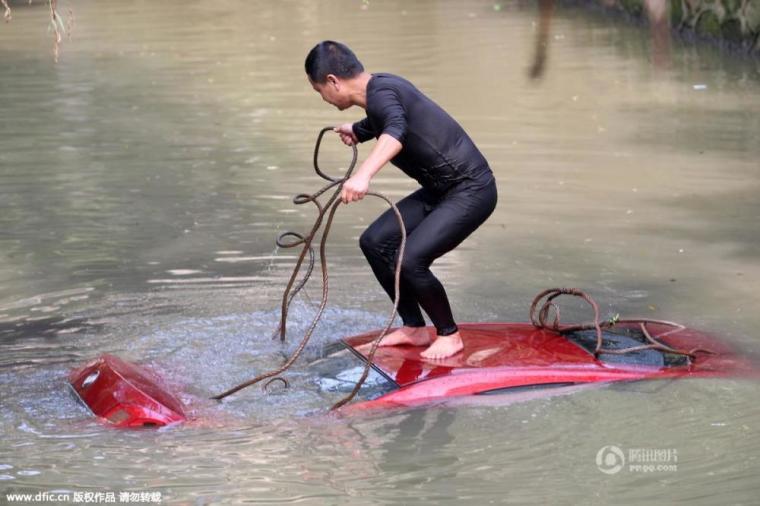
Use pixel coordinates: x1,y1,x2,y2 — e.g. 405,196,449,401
1,1,759,504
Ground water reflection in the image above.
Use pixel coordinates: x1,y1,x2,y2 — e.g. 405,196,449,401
529,0,555,79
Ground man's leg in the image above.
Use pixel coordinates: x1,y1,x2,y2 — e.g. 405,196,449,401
400,179,498,358
359,188,436,345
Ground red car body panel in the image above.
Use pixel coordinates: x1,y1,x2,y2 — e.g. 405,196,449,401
68,354,186,428
341,321,756,410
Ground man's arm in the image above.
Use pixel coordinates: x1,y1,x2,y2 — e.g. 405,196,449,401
340,85,407,204
333,118,375,145
352,117,375,143
340,133,402,204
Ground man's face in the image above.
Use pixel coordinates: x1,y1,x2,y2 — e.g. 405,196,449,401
309,75,351,110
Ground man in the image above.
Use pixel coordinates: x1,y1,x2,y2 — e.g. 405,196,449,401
305,41,497,359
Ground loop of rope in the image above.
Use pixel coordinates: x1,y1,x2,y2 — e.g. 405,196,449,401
275,231,306,248
272,128,355,342
212,128,404,407
313,126,358,182
529,288,713,361
262,377,289,393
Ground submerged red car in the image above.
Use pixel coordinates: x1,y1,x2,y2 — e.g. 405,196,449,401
68,354,186,428
325,319,757,411
69,318,756,427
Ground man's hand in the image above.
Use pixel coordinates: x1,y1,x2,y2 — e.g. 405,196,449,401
334,123,358,146
338,133,402,204
340,173,370,204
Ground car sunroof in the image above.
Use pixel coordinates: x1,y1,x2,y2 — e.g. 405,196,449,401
565,328,690,367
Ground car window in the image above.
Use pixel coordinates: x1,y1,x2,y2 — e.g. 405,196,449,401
308,342,398,400
565,328,689,367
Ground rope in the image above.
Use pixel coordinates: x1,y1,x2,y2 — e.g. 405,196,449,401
212,127,406,408
529,288,713,360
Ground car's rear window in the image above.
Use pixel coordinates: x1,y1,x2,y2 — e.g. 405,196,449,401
565,327,689,367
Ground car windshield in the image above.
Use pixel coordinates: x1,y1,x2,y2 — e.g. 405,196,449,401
307,341,398,401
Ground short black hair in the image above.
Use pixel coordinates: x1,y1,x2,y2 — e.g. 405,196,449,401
305,41,364,84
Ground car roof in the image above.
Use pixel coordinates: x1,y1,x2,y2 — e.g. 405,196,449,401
343,323,602,388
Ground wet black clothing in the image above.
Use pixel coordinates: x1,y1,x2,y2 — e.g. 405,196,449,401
360,175,497,336
353,73,497,336
352,73,492,195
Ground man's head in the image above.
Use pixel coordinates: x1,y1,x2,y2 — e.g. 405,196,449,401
305,41,364,110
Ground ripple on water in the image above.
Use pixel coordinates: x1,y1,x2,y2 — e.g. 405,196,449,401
136,304,391,420
17,470,41,476
165,269,204,276
0,302,394,438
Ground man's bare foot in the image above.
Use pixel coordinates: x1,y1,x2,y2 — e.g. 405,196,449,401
378,326,432,347
420,333,464,359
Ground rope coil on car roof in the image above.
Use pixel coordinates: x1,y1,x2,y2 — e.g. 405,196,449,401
529,288,714,361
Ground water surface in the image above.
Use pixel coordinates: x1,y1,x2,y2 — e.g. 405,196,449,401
1,1,759,504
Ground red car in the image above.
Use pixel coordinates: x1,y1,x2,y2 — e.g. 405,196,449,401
323,319,757,411
69,318,756,427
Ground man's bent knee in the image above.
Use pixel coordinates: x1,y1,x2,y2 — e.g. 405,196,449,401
359,229,378,255
399,255,429,282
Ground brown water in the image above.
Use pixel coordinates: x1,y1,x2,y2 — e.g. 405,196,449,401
2,1,760,504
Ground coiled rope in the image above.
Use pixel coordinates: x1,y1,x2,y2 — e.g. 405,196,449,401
212,127,406,409
529,288,713,361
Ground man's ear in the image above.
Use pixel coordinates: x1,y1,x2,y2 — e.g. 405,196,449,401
326,74,340,90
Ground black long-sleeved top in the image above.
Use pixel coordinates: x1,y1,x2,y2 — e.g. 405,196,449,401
352,73,492,195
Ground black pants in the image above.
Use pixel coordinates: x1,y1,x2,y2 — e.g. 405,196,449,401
359,175,497,336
